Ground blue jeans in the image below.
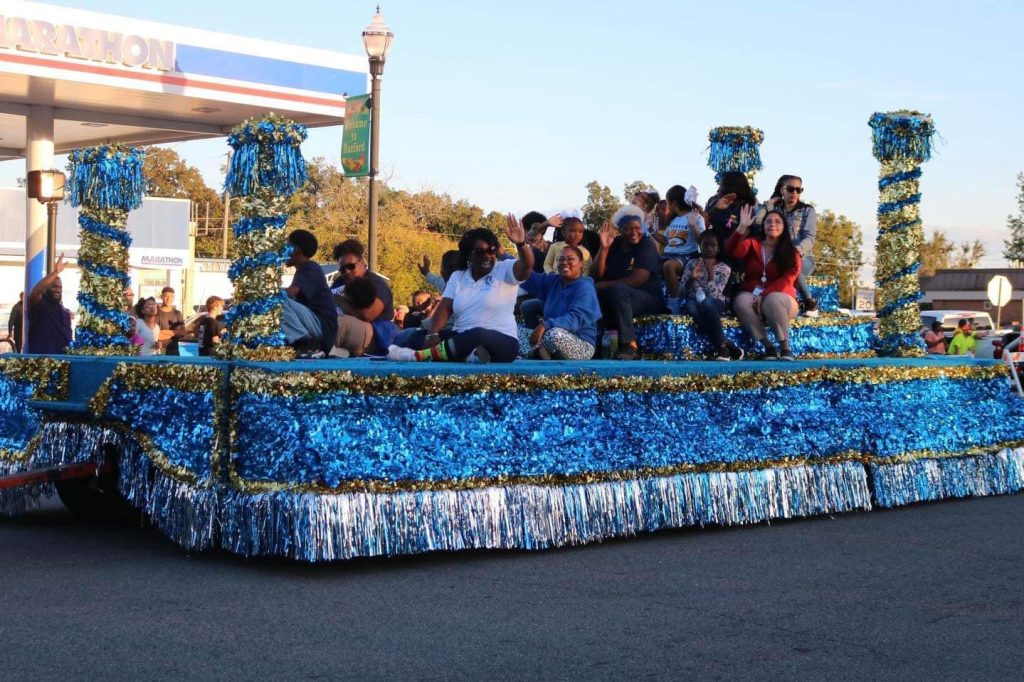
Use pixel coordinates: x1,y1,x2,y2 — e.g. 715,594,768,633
281,298,323,344
796,254,815,301
684,297,727,350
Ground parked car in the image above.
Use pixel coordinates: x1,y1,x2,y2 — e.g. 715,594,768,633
919,310,1012,358
993,330,1021,360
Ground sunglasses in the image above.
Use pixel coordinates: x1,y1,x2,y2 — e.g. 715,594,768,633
472,246,498,256
341,262,360,271
784,185,804,194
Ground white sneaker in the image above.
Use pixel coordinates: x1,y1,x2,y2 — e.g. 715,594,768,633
329,346,350,359
388,344,417,362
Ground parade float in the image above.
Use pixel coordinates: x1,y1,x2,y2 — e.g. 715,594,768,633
2,112,1023,562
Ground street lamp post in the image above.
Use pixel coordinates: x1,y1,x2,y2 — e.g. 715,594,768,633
362,6,394,273
26,169,67,274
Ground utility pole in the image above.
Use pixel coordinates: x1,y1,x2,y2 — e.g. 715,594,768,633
221,151,232,259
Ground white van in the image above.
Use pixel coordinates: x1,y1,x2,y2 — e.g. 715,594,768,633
920,310,1008,358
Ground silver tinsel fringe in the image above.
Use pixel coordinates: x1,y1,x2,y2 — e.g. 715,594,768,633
117,446,219,551
0,461,54,517
219,462,872,561
870,447,1024,508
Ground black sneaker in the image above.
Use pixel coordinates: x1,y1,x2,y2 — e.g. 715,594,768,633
779,343,795,361
802,298,820,318
727,342,746,361
467,345,491,364
614,345,639,360
761,339,779,360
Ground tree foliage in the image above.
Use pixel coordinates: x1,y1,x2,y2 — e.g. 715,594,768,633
582,181,621,230
622,180,654,203
1004,172,1024,266
812,210,864,307
951,240,986,269
919,230,985,276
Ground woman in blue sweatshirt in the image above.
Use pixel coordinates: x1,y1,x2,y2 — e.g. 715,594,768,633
520,245,601,360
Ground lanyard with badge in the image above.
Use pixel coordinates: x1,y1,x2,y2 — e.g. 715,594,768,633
752,243,770,297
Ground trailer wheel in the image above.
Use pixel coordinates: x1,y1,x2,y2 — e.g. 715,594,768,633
55,453,138,523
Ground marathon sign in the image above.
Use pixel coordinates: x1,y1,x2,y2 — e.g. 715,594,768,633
0,15,176,71
131,250,189,269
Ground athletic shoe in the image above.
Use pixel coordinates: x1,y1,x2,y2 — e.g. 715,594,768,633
466,345,491,364
614,345,639,361
779,343,795,361
761,340,779,360
388,344,416,362
728,343,746,361
715,345,731,361
801,298,820,318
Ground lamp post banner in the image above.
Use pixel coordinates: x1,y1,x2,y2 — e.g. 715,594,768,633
341,95,371,177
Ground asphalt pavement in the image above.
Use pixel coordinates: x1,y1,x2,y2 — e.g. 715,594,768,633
2,493,1023,680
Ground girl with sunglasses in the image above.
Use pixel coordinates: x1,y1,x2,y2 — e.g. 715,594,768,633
755,174,819,316
389,216,534,364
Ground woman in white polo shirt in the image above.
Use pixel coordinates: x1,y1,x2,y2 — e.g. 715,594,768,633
389,215,533,363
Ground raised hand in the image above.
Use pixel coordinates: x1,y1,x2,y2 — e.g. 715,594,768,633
54,252,67,275
715,193,737,211
546,213,563,228
598,220,616,249
738,204,755,233
418,254,431,276
505,213,527,245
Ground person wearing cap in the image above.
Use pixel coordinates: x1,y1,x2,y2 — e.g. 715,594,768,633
593,205,664,360
947,319,978,356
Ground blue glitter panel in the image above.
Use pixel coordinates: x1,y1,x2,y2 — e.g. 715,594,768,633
0,375,41,457
634,317,876,359
231,370,1024,489
98,386,218,481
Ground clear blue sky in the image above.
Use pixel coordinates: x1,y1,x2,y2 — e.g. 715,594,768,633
5,0,1024,273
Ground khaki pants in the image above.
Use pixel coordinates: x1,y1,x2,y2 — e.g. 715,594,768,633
335,315,374,356
733,291,798,343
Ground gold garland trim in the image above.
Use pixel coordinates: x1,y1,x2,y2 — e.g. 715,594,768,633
226,440,1024,495
0,357,70,402
229,363,1008,399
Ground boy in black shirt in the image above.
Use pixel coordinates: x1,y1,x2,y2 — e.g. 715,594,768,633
196,295,226,356
283,230,338,353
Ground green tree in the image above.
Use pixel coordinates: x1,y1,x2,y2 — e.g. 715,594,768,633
141,146,225,257
582,181,620,231
1004,172,1024,266
622,180,653,203
812,210,864,307
951,239,986,269
919,230,955,277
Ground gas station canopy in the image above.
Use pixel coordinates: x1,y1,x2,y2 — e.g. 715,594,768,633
0,1,369,159
1,1,369,298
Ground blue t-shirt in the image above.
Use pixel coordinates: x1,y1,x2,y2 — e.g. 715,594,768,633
521,272,602,346
600,236,663,297
26,297,71,354
291,260,338,350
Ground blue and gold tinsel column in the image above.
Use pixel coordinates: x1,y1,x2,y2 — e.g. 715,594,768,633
869,111,936,356
66,146,145,355
219,114,308,361
708,126,764,190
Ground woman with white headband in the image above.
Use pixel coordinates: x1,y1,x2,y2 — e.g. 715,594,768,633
593,205,664,360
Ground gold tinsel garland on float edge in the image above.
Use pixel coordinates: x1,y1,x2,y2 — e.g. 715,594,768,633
869,111,936,356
